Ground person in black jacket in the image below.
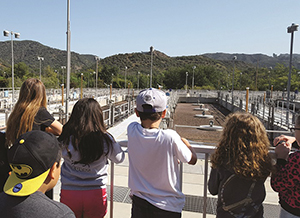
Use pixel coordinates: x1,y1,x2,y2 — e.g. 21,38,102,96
208,112,273,218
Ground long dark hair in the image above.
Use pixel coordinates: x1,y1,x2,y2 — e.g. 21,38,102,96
59,98,113,164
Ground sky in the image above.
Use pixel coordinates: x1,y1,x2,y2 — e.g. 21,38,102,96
1,1,300,58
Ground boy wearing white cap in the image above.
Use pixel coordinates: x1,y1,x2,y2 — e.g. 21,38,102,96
0,131,75,218
127,88,197,218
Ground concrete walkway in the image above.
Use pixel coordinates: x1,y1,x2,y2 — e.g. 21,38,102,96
53,113,280,218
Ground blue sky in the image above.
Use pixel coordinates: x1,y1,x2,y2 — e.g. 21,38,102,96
1,1,300,58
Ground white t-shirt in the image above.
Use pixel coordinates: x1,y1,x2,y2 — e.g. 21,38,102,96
127,122,192,213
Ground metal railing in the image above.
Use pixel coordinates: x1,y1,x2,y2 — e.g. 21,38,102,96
108,125,291,218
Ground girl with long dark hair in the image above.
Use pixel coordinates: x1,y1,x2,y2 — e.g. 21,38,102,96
59,98,125,218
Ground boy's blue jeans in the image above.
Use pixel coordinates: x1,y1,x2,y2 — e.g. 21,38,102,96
131,195,181,218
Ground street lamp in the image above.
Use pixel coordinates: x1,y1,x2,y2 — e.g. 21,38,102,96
80,73,83,99
65,0,71,121
55,70,59,88
125,66,127,89
268,67,272,90
192,66,196,90
38,56,44,81
137,72,140,90
3,30,20,104
185,72,188,92
61,66,66,85
111,73,114,88
286,23,298,126
150,46,154,88
95,56,100,97
232,56,237,106
147,74,149,88
240,72,242,90
93,71,96,95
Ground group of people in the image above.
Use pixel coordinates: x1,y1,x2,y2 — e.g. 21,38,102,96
0,79,197,218
0,78,299,218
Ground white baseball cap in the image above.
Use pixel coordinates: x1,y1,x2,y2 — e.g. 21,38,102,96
136,88,167,112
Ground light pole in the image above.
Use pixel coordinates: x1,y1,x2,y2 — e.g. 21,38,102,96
150,46,154,88
268,67,272,90
125,66,127,89
66,0,71,121
3,30,20,104
185,72,188,92
240,72,242,90
93,71,96,96
80,73,83,99
137,72,140,90
192,66,196,90
232,56,237,106
111,73,114,88
286,23,298,126
55,70,59,88
95,56,100,97
38,56,44,81
61,66,66,86
147,74,149,88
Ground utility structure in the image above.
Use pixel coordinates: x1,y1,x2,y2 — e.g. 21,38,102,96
95,56,100,97
286,23,299,127
137,72,140,90
38,56,44,81
150,46,154,88
185,72,188,92
61,66,66,85
124,66,127,89
231,56,237,107
3,30,20,105
192,66,196,90
66,0,71,121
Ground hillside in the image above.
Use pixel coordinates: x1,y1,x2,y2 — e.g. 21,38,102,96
203,52,300,69
0,40,299,74
0,40,95,70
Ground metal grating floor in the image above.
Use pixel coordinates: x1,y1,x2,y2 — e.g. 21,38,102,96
107,185,281,217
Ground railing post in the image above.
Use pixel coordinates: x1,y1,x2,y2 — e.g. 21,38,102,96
111,104,115,126
203,153,209,218
108,103,112,127
245,87,249,112
110,162,115,218
179,161,183,191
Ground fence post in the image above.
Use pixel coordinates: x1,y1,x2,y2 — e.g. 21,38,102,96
245,87,249,112
203,153,209,218
110,162,114,218
110,104,115,126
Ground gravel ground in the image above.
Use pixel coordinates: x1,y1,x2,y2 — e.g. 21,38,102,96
172,103,231,144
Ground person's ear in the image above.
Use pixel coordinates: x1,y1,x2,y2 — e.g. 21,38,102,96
135,108,140,117
161,109,167,118
48,163,57,180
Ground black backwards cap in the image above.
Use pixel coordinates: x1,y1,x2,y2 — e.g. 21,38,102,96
4,130,60,196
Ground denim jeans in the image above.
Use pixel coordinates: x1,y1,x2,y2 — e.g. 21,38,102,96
280,207,300,218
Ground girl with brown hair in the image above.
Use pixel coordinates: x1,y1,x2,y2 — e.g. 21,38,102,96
6,78,62,147
5,78,62,199
208,112,273,218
